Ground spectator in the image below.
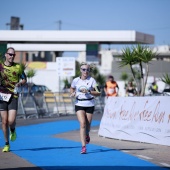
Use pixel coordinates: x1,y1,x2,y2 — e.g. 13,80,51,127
104,75,119,97
126,81,137,96
151,81,159,94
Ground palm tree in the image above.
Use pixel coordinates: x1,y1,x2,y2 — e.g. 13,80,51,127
25,69,37,94
119,44,157,96
161,73,170,86
26,69,36,83
19,62,27,75
119,46,140,94
120,72,129,89
137,47,157,95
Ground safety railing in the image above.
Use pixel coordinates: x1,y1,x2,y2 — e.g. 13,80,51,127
17,92,40,119
16,91,104,119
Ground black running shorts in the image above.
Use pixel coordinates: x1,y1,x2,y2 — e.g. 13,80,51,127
75,105,95,114
0,97,18,111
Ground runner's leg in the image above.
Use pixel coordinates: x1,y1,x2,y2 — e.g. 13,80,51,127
85,113,93,136
8,110,17,141
76,110,86,147
0,111,9,143
8,110,17,129
8,98,18,142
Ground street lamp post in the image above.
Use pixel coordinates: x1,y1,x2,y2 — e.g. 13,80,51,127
56,20,62,30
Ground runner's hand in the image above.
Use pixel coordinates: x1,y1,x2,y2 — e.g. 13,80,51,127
15,83,22,87
81,88,88,93
70,92,76,97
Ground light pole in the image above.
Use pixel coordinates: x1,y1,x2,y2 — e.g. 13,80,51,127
56,20,62,30
6,23,10,30
56,20,62,92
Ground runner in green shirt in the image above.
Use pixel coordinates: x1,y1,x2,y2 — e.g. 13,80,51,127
0,47,27,152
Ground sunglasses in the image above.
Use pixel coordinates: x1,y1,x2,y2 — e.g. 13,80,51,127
81,68,90,72
7,53,16,57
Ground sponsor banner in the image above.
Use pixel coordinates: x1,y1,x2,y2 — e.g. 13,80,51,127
98,96,170,146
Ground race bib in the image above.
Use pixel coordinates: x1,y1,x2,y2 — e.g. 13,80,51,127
108,88,115,94
0,92,12,102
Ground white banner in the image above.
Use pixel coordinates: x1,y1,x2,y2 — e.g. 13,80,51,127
98,96,170,146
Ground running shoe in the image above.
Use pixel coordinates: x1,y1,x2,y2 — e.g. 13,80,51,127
80,146,86,154
86,135,90,144
10,130,17,141
2,145,10,152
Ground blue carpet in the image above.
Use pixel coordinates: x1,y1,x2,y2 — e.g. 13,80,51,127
0,120,165,170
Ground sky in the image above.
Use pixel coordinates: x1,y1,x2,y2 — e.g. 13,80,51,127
0,0,170,52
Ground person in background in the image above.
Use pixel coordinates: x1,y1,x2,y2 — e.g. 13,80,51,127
126,81,137,96
0,47,27,152
151,81,159,94
70,62,101,154
104,75,119,98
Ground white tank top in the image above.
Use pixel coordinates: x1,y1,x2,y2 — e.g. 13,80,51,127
71,76,97,107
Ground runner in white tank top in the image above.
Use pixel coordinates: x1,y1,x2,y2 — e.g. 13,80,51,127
71,76,97,107
70,62,101,154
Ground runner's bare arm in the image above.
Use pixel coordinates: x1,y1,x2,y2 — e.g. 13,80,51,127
70,87,76,97
90,90,101,96
90,84,101,96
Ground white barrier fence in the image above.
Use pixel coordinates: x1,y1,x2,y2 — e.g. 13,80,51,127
98,96,170,146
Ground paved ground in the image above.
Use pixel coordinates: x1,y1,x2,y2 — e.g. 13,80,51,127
0,113,170,170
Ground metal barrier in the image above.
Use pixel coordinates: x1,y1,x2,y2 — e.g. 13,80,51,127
17,93,39,119
16,91,104,119
61,93,75,114
94,96,104,114
42,92,75,117
43,91,60,117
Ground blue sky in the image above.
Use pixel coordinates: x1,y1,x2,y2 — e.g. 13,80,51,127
0,0,170,49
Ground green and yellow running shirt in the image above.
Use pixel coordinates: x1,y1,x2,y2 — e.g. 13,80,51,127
0,62,26,98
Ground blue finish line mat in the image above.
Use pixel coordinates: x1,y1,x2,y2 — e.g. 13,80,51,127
0,120,165,170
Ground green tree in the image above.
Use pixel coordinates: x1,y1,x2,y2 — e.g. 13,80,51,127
161,73,170,86
63,78,71,89
90,67,106,86
132,44,157,96
119,44,157,96
26,69,36,83
120,72,129,88
0,53,4,64
119,46,140,94
74,61,81,78
19,62,27,75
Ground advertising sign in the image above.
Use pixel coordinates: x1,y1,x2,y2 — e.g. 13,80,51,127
56,57,75,77
99,96,170,146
